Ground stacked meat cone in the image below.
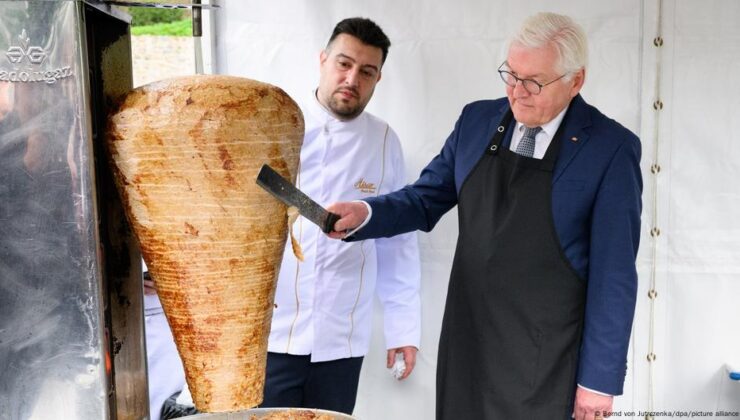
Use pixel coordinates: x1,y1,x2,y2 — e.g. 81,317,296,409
106,75,303,412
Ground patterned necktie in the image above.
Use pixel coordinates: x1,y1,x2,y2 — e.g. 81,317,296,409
515,126,542,157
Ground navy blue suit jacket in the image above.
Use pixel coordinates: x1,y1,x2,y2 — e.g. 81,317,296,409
352,94,642,395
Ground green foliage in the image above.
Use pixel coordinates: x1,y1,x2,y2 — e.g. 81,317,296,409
129,7,188,26
131,19,192,37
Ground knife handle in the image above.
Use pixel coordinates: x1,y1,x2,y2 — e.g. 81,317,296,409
323,212,341,234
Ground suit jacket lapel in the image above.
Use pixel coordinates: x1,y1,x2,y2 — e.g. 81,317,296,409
553,95,592,183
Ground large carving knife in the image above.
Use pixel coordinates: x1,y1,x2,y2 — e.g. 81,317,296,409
256,164,340,233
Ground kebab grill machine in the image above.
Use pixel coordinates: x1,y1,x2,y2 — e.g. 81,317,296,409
0,1,150,418
0,1,358,419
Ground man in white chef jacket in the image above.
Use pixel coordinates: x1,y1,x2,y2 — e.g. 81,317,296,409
262,17,421,415
143,261,187,420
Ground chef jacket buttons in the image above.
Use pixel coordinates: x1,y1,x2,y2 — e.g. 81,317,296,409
490,144,498,152
497,126,505,133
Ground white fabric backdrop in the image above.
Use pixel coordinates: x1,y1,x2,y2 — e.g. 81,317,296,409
634,1,740,416
210,0,740,418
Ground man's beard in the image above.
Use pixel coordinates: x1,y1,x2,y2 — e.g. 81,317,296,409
327,88,370,120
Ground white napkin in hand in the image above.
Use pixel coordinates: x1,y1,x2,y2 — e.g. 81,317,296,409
390,352,406,380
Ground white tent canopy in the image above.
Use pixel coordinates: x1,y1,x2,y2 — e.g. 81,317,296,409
208,1,740,418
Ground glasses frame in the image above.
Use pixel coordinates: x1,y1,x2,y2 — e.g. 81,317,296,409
497,62,568,95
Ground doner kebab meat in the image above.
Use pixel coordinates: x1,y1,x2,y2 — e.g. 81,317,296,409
106,75,303,412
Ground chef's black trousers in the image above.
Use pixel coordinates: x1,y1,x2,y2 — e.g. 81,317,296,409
261,352,364,415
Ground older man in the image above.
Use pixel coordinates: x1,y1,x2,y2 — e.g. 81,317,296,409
329,12,642,420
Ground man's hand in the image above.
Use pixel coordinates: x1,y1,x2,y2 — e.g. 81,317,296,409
143,279,157,295
0,82,13,121
143,272,157,296
573,387,613,420
326,201,369,239
386,346,417,380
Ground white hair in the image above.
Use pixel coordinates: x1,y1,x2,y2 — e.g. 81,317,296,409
509,12,588,77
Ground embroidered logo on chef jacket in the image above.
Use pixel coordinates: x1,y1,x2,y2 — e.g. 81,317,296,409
354,178,377,194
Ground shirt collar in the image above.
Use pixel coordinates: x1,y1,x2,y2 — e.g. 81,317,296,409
515,105,569,138
306,89,335,124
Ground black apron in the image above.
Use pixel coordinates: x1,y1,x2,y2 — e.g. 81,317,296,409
436,110,586,419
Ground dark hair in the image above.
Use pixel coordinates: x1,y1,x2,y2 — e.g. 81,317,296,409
327,17,391,64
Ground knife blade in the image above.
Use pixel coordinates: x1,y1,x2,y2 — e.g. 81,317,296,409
256,164,340,234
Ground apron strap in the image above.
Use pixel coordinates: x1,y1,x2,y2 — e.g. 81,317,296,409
485,109,514,155
484,105,574,172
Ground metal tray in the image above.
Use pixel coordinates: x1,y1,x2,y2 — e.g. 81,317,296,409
180,407,356,420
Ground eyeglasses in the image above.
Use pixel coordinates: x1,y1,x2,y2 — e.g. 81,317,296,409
497,62,567,95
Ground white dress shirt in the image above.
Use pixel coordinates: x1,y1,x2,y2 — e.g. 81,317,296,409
509,106,568,159
267,92,421,362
